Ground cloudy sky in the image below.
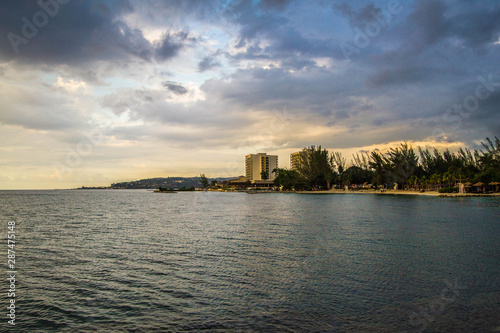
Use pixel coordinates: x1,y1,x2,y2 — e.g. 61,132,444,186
0,0,499,189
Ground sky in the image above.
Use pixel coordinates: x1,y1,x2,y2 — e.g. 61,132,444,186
0,0,499,189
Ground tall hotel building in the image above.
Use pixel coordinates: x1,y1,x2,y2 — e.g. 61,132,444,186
245,153,278,181
290,151,303,171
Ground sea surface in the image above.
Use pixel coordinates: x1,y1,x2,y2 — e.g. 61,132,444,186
0,190,499,332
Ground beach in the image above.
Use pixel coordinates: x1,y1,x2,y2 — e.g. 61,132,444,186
297,189,500,197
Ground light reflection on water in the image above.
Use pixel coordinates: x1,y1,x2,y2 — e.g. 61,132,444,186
0,190,498,332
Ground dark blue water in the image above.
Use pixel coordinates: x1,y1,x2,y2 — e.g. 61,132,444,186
0,190,499,332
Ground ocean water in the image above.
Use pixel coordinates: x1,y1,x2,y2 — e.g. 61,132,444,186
0,190,499,332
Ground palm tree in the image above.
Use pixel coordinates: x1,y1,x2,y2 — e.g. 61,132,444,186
199,174,209,189
408,175,418,190
430,173,441,190
325,170,336,190
369,151,387,188
443,171,456,187
260,170,270,188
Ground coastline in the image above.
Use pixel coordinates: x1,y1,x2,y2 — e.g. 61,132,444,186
295,189,500,197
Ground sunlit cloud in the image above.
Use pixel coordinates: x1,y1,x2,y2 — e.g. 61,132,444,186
0,0,498,189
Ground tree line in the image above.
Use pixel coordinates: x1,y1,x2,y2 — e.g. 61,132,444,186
272,137,499,191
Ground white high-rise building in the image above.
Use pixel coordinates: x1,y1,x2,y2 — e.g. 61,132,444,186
245,153,278,181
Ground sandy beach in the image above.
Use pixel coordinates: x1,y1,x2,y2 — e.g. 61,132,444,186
296,189,500,197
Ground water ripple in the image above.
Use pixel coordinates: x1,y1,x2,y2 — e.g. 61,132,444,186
0,190,498,332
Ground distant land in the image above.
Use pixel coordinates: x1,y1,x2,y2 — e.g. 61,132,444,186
79,177,237,190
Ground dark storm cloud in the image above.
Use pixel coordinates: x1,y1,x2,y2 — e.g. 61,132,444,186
390,0,500,56
334,2,383,29
265,27,337,59
198,56,221,72
0,0,195,65
445,80,500,139
408,0,500,49
334,110,350,120
372,117,392,127
161,81,188,95
259,0,292,10
361,0,500,143
229,29,338,69
155,31,196,62
469,91,500,132
368,66,430,86
229,1,288,49
2,0,500,151
129,0,219,24
408,0,448,47
200,66,370,120
223,1,342,67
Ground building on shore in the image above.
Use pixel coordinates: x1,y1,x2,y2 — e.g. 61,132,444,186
245,153,278,181
232,176,249,183
223,176,251,190
290,151,303,171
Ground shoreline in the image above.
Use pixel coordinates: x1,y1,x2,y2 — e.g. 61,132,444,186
295,189,500,197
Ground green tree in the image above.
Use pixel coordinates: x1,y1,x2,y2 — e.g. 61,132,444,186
443,171,456,187
384,142,419,187
324,170,337,189
298,145,335,189
260,170,269,180
342,166,373,186
477,137,500,174
199,174,209,188
331,152,346,176
352,151,371,170
408,175,419,189
430,173,441,188
369,151,388,188
272,168,305,190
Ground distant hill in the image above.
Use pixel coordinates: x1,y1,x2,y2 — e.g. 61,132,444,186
110,177,236,189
